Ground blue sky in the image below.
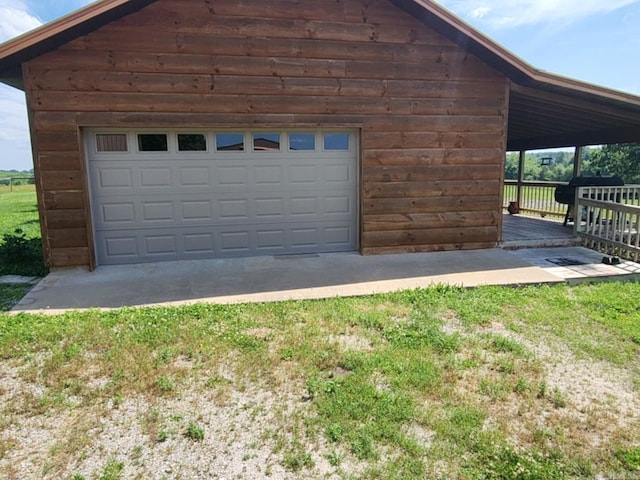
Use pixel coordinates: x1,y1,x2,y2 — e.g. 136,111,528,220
0,0,639,170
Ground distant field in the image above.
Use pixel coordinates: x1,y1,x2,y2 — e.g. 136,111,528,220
0,183,36,195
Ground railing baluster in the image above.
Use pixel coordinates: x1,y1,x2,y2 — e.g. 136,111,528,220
573,185,640,261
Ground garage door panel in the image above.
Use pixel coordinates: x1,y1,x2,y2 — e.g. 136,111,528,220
256,230,286,250
101,203,136,224
218,166,249,186
326,227,353,246
254,165,283,185
93,194,356,230
255,198,285,218
219,199,250,220
220,231,251,253
180,167,211,186
324,164,353,183
140,168,172,188
324,196,353,215
145,235,178,256
104,236,138,259
88,129,358,265
184,233,215,254
97,168,133,189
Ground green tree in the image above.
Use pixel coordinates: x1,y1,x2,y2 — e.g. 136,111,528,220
589,143,640,183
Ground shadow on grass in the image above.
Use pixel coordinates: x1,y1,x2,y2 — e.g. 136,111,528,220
0,230,48,277
0,284,33,311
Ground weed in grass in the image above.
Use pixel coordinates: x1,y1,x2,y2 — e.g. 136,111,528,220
279,347,296,360
479,378,509,401
361,455,427,479
436,406,487,449
514,376,530,394
154,375,174,393
325,423,344,443
348,430,376,460
480,444,567,479
616,447,640,470
497,358,515,374
98,457,125,480
185,421,205,442
281,445,314,472
532,428,553,446
550,387,567,409
491,335,526,356
71,474,86,480
384,322,460,353
537,380,547,399
326,450,342,467
154,347,176,366
141,408,168,443
0,438,16,460
204,376,230,388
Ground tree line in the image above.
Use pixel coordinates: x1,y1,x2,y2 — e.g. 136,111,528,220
505,143,640,183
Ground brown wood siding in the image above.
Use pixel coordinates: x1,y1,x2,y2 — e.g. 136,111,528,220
24,0,507,267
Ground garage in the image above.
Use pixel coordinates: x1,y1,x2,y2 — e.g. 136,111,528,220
86,129,359,265
7,0,640,270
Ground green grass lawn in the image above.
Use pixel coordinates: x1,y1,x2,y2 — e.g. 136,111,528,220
0,187,46,277
1,283,638,478
0,187,39,238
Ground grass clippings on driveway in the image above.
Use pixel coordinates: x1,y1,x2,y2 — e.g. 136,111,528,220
0,282,639,479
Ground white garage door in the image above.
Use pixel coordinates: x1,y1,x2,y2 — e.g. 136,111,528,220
86,129,358,265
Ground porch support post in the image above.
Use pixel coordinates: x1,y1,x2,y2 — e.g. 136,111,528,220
517,150,526,207
573,146,583,177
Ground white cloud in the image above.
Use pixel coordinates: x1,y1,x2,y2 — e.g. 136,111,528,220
469,7,491,19
0,0,42,42
437,0,640,27
0,85,32,171
0,0,42,170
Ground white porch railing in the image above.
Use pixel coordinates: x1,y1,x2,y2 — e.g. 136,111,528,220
575,185,640,261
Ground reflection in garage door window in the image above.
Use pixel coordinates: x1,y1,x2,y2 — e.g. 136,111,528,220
289,133,315,151
216,133,245,151
96,134,128,152
138,134,168,152
323,133,349,151
253,133,281,151
178,134,207,152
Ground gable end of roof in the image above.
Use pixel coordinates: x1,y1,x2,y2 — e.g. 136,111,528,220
0,0,156,88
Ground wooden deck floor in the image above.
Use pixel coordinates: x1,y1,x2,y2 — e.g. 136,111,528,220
501,214,579,248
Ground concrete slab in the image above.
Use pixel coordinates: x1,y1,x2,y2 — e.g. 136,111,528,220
12,249,561,314
508,246,640,283
11,247,638,314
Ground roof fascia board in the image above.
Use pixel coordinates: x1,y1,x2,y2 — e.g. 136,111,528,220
508,126,640,151
392,0,640,109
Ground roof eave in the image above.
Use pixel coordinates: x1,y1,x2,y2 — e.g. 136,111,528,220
0,0,156,90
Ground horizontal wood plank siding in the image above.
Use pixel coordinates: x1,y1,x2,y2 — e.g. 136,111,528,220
24,0,507,267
